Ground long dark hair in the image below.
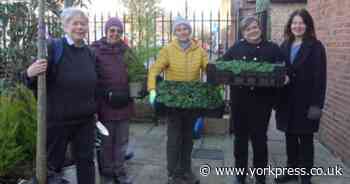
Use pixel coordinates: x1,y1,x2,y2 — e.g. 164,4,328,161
284,9,316,43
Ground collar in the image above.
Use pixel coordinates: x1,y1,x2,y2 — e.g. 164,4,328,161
65,34,75,46
64,34,86,47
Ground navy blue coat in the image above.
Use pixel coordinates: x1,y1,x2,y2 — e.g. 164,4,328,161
275,38,327,134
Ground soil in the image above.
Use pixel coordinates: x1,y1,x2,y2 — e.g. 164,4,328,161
0,161,33,184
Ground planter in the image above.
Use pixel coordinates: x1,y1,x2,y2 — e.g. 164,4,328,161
129,82,144,98
207,63,232,84
154,81,224,118
208,62,287,87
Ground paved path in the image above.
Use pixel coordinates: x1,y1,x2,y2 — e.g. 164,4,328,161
125,116,350,184
60,114,350,184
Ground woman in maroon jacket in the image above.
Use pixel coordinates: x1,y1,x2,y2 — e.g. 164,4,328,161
91,17,135,184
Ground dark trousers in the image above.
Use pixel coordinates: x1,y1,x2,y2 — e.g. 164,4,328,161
233,98,272,181
167,111,196,177
97,120,129,177
47,121,95,184
285,133,314,179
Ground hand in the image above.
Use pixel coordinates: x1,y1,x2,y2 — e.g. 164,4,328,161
220,88,225,99
307,106,322,120
284,75,290,85
26,59,48,78
149,90,156,106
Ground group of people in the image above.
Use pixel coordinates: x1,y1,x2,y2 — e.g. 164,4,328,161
25,8,134,184
23,6,326,184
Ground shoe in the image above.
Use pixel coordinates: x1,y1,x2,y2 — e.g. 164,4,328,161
101,175,115,184
47,171,70,184
275,174,298,183
300,177,312,184
182,172,200,184
114,171,133,184
232,177,245,184
255,176,266,184
255,180,265,184
167,176,185,184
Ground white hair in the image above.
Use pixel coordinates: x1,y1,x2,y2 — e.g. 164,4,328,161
60,7,88,27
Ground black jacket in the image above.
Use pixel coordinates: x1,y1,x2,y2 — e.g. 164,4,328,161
23,38,97,126
221,39,284,133
275,38,327,134
221,39,284,105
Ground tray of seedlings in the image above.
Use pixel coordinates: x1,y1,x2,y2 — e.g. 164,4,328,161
154,80,225,118
207,60,286,87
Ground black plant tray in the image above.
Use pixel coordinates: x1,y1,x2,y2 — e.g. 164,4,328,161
154,101,224,118
207,63,286,87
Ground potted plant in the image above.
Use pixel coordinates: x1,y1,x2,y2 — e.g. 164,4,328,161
125,48,147,98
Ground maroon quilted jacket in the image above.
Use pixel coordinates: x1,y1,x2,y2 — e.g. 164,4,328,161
91,38,134,121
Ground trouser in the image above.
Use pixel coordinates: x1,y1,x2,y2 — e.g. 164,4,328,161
233,98,272,181
285,133,314,180
47,121,95,184
167,110,197,177
97,120,129,177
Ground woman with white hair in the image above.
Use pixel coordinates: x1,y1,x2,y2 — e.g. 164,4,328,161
23,7,97,184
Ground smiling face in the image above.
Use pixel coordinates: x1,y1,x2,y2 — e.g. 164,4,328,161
242,20,262,44
107,26,123,44
63,15,88,43
175,24,191,42
291,15,306,38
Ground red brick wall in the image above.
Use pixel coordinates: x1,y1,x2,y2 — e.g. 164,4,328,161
308,0,350,166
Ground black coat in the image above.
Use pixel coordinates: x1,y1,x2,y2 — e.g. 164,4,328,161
221,39,284,133
275,39,327,134
23,38,97,126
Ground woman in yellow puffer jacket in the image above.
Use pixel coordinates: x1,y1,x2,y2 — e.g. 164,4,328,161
147,16,208,184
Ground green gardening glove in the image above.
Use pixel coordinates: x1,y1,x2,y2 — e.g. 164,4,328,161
220,88,225,99
149,90,156,106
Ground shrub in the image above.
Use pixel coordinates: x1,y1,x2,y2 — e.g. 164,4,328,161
0,85,36,176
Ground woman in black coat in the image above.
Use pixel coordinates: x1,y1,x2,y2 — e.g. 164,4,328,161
221,16,284,184
24,8,97,184
275,9,327,184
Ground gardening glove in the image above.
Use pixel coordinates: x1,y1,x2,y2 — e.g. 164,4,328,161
307,106,322,120
149,90,156,106
220,88,225,99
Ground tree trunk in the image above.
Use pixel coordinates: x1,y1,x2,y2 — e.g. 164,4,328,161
36,0,47,183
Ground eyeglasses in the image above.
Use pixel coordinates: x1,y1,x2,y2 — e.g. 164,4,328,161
175,28,189,32
108,28,123,34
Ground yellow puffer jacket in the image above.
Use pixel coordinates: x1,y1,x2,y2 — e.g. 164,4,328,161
147,40,208,91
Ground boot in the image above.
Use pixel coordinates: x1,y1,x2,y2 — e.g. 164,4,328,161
300,177,312,184
255,176,265,184
167,176,185,184
114,170,133,184
232,176,245,184
182,171,200,184
101,175,115,184
275,173,298,183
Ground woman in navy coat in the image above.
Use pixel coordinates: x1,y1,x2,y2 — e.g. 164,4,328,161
275,9,327,184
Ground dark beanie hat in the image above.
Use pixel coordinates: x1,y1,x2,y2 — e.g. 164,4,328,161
105,17,123,34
